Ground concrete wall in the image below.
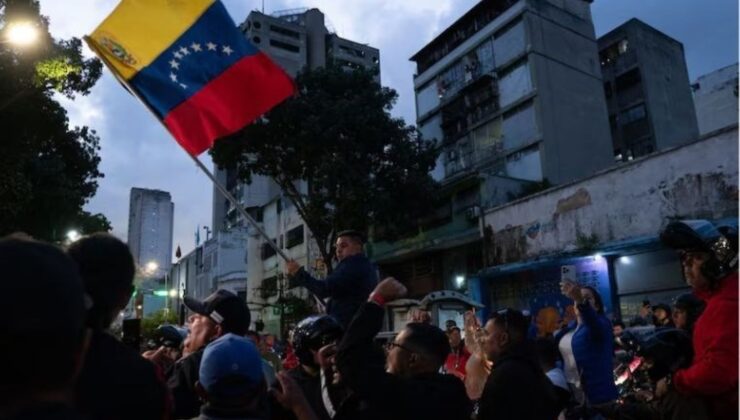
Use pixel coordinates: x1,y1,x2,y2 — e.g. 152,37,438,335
632,23,698,150
526,3,613,184
693,63,739,135
483,126,738,264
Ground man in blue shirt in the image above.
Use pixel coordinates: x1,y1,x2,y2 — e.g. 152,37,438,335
286,230,378,328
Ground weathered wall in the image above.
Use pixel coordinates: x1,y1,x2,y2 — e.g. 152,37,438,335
483,126,738,264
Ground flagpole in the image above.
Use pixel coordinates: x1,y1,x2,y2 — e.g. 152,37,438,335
83,36,290,263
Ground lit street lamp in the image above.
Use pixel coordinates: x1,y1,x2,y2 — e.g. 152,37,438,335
3,21,39,47
66,229,81,243
144,261,159,276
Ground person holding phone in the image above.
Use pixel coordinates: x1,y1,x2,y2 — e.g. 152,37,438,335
557,280,618,415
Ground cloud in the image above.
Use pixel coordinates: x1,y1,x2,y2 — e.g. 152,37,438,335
38,0,737,260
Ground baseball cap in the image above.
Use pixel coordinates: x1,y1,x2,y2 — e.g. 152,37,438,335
184,289,251,335
199,334,264,396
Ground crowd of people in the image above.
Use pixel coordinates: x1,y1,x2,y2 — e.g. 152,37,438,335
0,220,736,420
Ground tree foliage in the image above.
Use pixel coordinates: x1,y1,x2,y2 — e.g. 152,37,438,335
212,64,439,268
0,0,109,241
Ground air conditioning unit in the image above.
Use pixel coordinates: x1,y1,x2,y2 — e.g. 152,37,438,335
464,206,480,221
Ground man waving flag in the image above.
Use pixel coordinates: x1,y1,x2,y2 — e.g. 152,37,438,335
86,0,295,156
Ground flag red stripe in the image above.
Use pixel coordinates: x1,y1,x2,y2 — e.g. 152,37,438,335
163,52,294,156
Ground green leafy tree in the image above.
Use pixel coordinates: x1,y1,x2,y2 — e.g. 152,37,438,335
212,64,439,270
140,309,179,344
0,0,109,241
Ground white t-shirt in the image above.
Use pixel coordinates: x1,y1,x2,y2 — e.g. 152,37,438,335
558,328,585,404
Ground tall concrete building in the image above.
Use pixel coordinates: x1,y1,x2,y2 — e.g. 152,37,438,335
212,8,380,232
128,188,174,278
371,0,614,296
598,19,699,162
692,63,738,135
209,8,380,335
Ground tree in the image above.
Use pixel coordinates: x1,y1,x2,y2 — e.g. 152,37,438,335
0,0,109,241
212,64,439,270
140,309,178,344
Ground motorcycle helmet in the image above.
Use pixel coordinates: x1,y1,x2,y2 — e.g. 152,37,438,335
293,315,343,367
660,220,738,283
636,328,693,381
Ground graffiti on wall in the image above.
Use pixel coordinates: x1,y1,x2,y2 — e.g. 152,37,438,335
488,256,612,336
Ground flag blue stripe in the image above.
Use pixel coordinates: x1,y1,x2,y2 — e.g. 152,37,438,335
130,1,260,118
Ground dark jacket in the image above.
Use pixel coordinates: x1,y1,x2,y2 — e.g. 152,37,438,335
293,254,377,328
674,272,738,418
336,302,472,420
6,402,85,420
76,330,170,420
269,367,332,420
168,348,205,419
478,341,560,420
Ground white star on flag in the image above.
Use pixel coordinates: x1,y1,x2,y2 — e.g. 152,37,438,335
179,83,187,89
206,42,217,51
179,46,190,55
191,42,202,52
222,45,234,55
170,73,177,82
169,60,179,69
174,51,183,59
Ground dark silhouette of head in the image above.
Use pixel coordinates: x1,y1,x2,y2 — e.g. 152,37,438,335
67,233,135,329
0,236,88,415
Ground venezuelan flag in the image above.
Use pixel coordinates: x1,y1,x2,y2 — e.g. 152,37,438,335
86,0,295,156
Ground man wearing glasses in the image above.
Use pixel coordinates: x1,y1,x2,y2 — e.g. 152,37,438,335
477,308,560,420
334,277,472,420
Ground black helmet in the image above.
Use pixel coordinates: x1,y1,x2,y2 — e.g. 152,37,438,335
621,327,693,381
660,220,738,282
293,315,343,367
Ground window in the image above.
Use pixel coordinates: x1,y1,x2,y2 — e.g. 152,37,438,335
270,25,300,39
416,82,440,116
252,36,261,44
475,38,495,74
618,39,629,54
493,19,525,67
419,115,443,144
269,39,300,53
498,60,532,108
502,101,537,151
620,104,646,125
261,240,277,260
600,38,629,66
253,21,262,29
506,146,542,181
615,68,641,92
286,225,305,248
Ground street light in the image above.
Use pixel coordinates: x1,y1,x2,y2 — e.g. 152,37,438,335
4,21,39,47
145,261,159,275
66,229,81,243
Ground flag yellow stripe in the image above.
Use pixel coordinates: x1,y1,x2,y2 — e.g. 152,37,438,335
89,0,214,80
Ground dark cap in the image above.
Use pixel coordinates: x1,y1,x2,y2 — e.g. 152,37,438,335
184,289,250,335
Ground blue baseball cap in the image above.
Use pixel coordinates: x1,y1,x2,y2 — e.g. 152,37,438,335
199,333,264,396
